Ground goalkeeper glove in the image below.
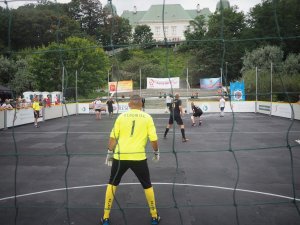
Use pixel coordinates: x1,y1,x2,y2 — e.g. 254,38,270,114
105,149,114,166
152,149,160,163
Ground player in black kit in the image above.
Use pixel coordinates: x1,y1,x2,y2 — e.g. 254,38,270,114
163,93,189,142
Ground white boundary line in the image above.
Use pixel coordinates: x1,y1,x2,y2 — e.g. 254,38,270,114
2,131,300,134
0,182,299,202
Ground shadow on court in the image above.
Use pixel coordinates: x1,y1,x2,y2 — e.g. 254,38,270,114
0,113,300,225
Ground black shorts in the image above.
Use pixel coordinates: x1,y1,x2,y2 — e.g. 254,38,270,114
169,114,183,125
109,159,152,189
95,109,101,112
34,111,39,118
193,112,202,117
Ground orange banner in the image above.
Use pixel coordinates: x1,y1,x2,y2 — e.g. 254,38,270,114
109,80,133,93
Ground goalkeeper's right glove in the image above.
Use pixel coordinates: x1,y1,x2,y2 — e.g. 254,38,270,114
105,149,114,166
152,149,160,163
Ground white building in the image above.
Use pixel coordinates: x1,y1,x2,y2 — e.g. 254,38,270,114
119,1,230,42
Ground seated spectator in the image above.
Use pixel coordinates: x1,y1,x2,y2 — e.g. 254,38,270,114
1,99,13,109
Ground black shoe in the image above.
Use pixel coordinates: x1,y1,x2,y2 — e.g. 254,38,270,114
182,138,189,142
199,121,202,126
192,123,195,127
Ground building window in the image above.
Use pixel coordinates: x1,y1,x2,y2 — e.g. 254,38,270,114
171,26,176,35
155,27,160,36
164,27,168,36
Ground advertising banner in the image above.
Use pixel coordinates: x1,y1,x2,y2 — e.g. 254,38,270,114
109,80,133,93
230,81,245,101
200,78,222,89
147,77,180,89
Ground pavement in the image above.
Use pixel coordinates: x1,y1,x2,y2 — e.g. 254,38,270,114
0,112,300,225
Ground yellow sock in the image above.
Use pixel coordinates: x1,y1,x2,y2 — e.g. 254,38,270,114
144,187,158,218
103,184,117,219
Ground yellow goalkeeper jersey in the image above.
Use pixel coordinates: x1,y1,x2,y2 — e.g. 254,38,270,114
110,109,158,160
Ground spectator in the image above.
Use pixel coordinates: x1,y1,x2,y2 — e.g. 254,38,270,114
46,96,51,107
1,99,13,110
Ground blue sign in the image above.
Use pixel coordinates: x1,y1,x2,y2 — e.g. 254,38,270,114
230,81,245,101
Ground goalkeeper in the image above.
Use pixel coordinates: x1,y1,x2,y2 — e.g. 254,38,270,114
101,95,160,225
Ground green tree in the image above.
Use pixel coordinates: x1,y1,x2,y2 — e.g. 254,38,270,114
186,7,247,84
0,55,38,95
133,25,154,48
241,45,283,71
183,15,207,49
0,3,82,52
0,55,15,85
247,0,300,55
97,16,132,50
9,56,38,94
241,45,299,102
29,37,109,97
67,0,103,36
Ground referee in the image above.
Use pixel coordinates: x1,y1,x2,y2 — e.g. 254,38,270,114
101,95,160,225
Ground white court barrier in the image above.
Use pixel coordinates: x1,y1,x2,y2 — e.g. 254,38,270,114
0,101,299,130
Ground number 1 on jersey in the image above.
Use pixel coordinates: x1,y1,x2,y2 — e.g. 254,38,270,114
130,120,136,137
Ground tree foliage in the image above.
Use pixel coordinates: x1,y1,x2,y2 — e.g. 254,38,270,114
248,0,300,55
29,37,109,97
97,15,132,50
133,25,154,48
0,3,83,52
241,45,299,102
0,55,38,95
67,0,103,37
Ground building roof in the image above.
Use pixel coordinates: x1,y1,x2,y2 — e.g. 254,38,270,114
186,7,212,20
121,4,212,25
140,4,192,22
121,10,147,26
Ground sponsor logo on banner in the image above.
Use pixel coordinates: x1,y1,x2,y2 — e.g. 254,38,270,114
200,78,222,89
109,80,133,93
202,105,209,112
259,105,271,111
230,81,245,101
147,77,180,89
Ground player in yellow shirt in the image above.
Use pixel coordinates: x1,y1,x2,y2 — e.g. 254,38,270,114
32,96,41,128
101,95,160,225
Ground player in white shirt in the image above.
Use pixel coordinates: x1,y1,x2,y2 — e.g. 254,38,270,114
219,96,226,117
93,97,102,120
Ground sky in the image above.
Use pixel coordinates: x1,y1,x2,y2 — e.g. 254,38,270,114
1,0,263,15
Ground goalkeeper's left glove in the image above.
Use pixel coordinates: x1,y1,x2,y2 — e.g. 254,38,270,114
105,149,114,166
152,149,160,163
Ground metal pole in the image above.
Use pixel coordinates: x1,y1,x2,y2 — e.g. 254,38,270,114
107,69,110,98
139,68,142,96
186,66,189,98
62,66,64,118
75,70,78,115
255,67,258,113
225,62,228,86
220,67,223,87
270,62,273,116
